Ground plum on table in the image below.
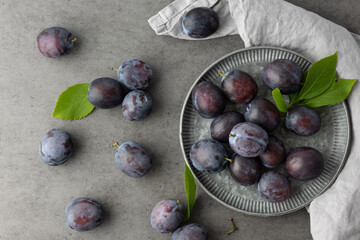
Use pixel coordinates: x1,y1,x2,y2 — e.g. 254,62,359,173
39,129,73,166
88,78,124,109
182,7,219,39
171,223,208,240
65,197,104,232
122,90,153,121
150,200,184,233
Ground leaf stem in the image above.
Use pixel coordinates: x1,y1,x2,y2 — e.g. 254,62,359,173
225,217,237,235
218,69,226,78
110,67,120,72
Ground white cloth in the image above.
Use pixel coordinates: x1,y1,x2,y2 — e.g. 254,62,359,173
149,1,360,239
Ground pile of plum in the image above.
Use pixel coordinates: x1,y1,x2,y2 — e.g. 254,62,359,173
190,59,324,203
37,26,208,238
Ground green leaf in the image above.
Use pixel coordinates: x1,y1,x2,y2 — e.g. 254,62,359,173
298,52,337,100
272,88,287,113
52,83,95,120
289,71,307,105
302,78,356,108
184,163,196,221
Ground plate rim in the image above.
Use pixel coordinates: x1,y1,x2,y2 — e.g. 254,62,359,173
179,46,351,217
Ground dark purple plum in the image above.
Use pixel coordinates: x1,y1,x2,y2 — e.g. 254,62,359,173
221,70,258,104
261,59,303,94
37,27,76,58
244,98,281,132
192,81,226,118
115,142,152,178
190,139,228,174
117,59,152,90
122,90,153,121
258,171,290,203
171,223,208,240
229,122,269,158
65,198,104,232
285,106,321,136
229,155,261,186
150,200,184,233
88,78,124,109
285,147,324,181
39,129,73,166
259,135,286,168
182,7,219,38
210,111,244,142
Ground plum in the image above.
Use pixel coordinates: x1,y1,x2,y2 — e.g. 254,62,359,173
285,106,321,136
115,142,152,178
244,98,281,132
115,59,152,90
182,7,219,39
190,139,228,174
261,59,303,94
37,27,76,58
285,147,324,181
229,122,269,158
259,135,286,168
65,198,104,231
171,223,208,240
88,78,124,109
229,155,261,186
258,171,290,203
150,200,184,233
221,70,258,104
39,129,73,166
122,90,153,121
210,111,244,142
192,81,226,118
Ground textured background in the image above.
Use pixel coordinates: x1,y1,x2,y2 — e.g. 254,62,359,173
0,0,359,239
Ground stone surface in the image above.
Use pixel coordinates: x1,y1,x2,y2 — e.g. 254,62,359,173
0,0,358,239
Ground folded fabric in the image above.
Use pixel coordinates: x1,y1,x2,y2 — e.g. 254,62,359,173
149,1,360,239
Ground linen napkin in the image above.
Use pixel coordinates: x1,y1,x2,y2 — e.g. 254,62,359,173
149,1,360,239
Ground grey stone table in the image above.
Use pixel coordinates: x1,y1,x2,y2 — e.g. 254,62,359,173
0,0,359,239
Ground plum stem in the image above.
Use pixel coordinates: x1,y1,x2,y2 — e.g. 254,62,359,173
229,134,236,138
110,67,120,72
70,38,78,43
140,97,146,103
224,158,232,162
112,142,120,148
218,69,226,78
225,217,237,235
176,200,180,205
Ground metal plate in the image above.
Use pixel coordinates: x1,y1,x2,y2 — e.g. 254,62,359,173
179,46,351,216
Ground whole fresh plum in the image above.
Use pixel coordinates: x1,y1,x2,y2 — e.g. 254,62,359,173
259,135,286,168
285,106,321,136
65,198,104,231
191,81,226,118
258,171,290,203
285,147,324,181
115,142,152,178
39,129,73,166
122,90,153,121
210,111,244,142
116,59,152,90
182,7,219,38
229,155,261,186
221,69,258,104
229,122,269,158
88,78,124,109
190,139,228,174
37,27,76,58
171,223,208,240
261,59,303,94
244,98,281,132
150,200,184,233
